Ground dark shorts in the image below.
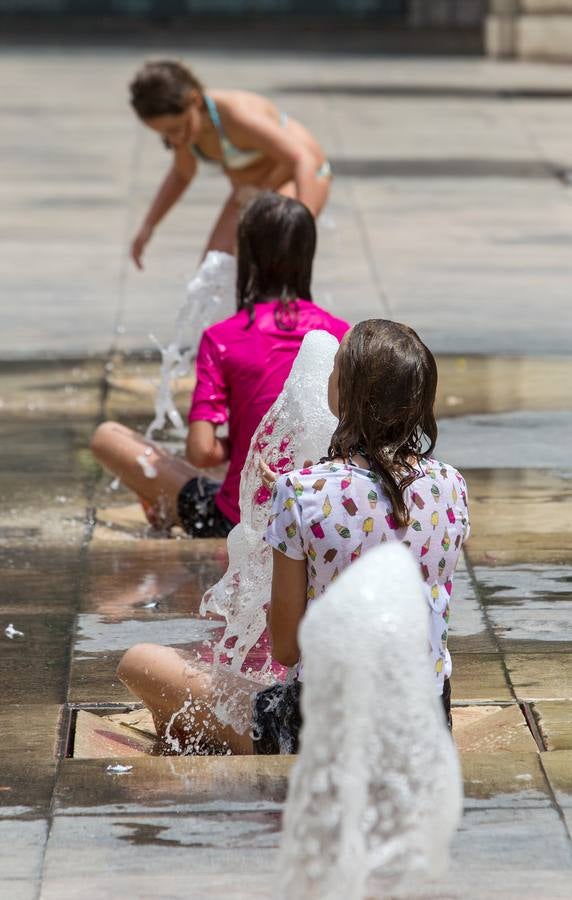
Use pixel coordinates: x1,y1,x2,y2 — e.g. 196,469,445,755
252,677,453,756
176,477,234,539
252,679,303,755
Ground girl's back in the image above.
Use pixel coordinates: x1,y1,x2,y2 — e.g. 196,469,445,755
190,300,348,523
266,456,470,689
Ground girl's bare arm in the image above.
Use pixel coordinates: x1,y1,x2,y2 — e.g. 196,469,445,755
186,420,230,468
268,549,307,667
222,106,320,210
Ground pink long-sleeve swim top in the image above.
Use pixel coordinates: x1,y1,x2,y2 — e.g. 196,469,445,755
188,299,349,524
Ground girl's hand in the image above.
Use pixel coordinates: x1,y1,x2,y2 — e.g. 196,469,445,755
131,223,154,270
259,458,313,491
259,458,277,491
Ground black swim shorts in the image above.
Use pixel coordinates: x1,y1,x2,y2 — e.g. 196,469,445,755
177,477,234,539
252,679,303,755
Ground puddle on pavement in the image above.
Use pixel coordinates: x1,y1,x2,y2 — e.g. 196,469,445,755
82,543,227,620
434,355,572,419
0,613,74,706
0,359,103,420
54,756,292,814
464,469,572,565
0,546,83,614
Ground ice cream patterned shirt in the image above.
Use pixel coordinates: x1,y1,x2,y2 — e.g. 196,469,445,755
264,458,470,693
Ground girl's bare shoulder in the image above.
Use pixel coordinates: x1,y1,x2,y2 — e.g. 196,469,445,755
210,89,278,124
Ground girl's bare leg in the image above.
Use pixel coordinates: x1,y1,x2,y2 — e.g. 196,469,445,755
203,192,241,257
117,643,255,754
91,421,196,527
276,175,331,218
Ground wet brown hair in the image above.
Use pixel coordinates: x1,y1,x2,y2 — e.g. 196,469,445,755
236,192,315,328
329,319,438,528
129,60,203,120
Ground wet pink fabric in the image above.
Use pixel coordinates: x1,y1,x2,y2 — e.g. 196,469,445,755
188,299,349,523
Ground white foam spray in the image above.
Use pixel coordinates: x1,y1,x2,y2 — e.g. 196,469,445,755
278,543,463,900
146,251,236,439
199,330,340,733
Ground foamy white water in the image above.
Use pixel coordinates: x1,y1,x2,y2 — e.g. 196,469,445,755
200,329,340,733
278,543,463,900
146,252,236,439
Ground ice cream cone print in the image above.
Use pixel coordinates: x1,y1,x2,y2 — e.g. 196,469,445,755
310,521,325,539
322,495,332,517
307,542,316,561
440,466,448,479
411,519,422,532
351,543,362,562
446,506,456,524
451,484,458,505
312,478,326,493
380,532,387,543
385,509,398,530
285,522,297,539
307,586,315,601
310,564,317,578
341,473,352,490
435,658,444,674
283,497,295,511
443,604,450,623
368,489,378,509
341,496,358,516
278,541,287,553
444,580,453,596
431,511,439,529
292,477,303,497
441,529,450,552
268,513,279,525
431,584,439,601
323,548,337,563
421,536,431,556
431,484,440,502
363,516,374,536
420,563,429,580
411,491,425,510
426,468,436,480
332,567,339,581
438,556,446,577
335,523,351,539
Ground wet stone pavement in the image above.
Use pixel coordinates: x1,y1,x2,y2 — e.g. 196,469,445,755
1,45,572,900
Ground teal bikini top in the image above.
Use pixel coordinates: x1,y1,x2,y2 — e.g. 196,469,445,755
191,95,266,171
189,94,288,169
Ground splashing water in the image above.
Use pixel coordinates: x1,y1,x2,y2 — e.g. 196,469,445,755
146,252,236,439
278,543,463,900
199,329,340,734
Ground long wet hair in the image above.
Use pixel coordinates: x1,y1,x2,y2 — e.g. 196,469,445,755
329,320,438,528
129,60,203,120
236,192,316,328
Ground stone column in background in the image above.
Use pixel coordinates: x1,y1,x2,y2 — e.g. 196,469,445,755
486,0,572,60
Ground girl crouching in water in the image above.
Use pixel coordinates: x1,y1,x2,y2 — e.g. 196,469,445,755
91,192,348,538
117,320,469,753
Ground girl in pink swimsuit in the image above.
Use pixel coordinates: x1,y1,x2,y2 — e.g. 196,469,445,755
91,192,348,537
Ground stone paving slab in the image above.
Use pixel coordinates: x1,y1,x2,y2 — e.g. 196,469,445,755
533,701,572,750
506,652,572,700
463,469,572,566
449,653,512,702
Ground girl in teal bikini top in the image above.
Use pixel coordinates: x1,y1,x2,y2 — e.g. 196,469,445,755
128,59,332,265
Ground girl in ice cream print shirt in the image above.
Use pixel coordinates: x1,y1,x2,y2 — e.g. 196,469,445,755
262,319,470,750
